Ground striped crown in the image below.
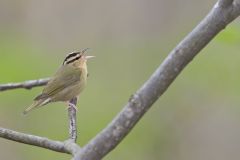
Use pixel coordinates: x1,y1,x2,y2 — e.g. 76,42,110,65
63,48,89,65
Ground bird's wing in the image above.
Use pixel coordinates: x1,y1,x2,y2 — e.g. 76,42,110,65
34,65,81,100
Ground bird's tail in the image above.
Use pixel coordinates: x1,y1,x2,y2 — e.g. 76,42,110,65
23,98,51,115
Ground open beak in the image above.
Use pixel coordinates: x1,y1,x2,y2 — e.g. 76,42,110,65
85,55,95,59
85,56,95,60
81,48,94,60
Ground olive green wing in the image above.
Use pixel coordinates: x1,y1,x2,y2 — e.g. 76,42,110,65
35,65,81,100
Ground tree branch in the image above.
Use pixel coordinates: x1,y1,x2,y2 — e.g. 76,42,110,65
218,0,233,7
68,97,78,142
0,127,80,155
0,0,240,160
74,1,240,160
0,78,50,91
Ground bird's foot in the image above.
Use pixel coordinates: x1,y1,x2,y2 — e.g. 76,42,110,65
67,102,78,112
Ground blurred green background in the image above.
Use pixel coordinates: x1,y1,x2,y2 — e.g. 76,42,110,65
1,0,240,160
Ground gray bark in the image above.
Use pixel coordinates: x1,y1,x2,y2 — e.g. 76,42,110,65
0,0,239,160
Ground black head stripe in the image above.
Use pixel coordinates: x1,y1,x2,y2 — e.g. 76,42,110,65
63,51,81,65
64,52,80,62
66,55,81,64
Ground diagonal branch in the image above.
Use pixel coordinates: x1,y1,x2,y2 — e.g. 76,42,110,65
218,0,233,7
74,1,240,160
0,127,80,155
0,78,50,91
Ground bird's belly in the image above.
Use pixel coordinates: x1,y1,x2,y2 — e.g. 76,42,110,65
51,81,86,102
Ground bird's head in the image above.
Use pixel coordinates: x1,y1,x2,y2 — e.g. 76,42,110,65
63,48,94,68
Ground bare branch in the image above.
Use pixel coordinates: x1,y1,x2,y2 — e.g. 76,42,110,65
0,127,80,155
68,97,78,142
218,0,233,7
1,0,240,160
75,1,240,160
0,78,50,91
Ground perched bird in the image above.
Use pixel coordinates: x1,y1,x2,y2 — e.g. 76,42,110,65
23,48,94,114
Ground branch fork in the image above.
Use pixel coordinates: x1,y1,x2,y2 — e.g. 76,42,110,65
0,0,240,159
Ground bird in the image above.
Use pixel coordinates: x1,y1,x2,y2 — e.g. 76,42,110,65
23,48,94,115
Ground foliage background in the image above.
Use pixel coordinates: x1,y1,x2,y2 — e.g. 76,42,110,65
0,0,240,160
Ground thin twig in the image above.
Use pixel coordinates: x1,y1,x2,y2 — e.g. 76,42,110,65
0,78,50,91
74,1,240,160
0,127,80,155
68,97,78,142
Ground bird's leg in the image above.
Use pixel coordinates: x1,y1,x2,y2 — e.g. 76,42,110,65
68,102,78,111
66,97,78,111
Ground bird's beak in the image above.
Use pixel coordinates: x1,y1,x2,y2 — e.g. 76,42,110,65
85,56,95,59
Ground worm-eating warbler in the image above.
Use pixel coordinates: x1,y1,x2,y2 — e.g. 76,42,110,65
23,48,94,114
